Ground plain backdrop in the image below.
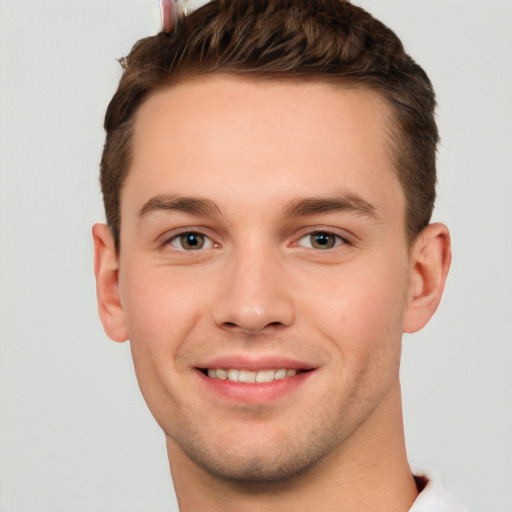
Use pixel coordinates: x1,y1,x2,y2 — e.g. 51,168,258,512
1,1,511,511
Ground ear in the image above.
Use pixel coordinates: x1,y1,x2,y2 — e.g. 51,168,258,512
92,223,128,342
402,223,452,333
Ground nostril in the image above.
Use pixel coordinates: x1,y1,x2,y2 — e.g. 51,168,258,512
223,320,284,331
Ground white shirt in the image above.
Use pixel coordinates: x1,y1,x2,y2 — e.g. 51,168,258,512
409,471,471,512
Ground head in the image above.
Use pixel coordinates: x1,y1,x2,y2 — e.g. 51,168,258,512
94,0,451,497
100,0,438,250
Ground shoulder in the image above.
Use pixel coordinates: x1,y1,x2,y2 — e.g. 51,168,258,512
409,471,471,512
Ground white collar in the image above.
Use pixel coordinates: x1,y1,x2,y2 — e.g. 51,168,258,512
409,470,471,512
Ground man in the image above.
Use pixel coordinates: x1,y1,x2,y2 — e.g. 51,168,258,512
93,1,469,510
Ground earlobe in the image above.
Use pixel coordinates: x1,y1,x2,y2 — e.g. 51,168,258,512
92,223,129,342
402,223,452,334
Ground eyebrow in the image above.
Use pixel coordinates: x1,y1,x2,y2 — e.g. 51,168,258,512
138,192,378,221
139,194,221,218
284,194,378,219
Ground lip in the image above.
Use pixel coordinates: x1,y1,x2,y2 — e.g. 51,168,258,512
196,354,316,372
194,355,316,404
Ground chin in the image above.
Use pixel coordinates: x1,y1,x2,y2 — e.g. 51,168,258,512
193,449,321,485
172,422,345,486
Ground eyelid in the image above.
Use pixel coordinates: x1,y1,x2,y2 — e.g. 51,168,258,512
292,227,353,249
159,227,220,250
157,225,354,250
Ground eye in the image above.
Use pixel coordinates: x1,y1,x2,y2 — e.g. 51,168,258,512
297,231,346,250
168,231,214,251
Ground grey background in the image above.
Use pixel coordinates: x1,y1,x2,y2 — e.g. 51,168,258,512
1,1,510,511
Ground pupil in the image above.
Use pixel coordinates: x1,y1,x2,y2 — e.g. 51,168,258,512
312,232,334,249
183,233,203,249
186,234,198,246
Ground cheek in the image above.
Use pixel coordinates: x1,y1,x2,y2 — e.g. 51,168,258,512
303,254,409,358
119,264,209,351
321,270,405,326
353,279,406,336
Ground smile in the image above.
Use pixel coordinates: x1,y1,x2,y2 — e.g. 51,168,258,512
196,364,314,403
205,368,299,383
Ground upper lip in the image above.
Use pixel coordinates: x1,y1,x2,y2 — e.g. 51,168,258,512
195,355,317,371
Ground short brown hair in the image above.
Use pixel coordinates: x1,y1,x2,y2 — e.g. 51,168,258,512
101,0,438,248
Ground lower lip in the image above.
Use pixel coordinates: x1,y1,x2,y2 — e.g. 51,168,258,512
195,369,313,404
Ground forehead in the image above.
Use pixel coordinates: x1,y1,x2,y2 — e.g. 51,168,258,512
123,76,404,222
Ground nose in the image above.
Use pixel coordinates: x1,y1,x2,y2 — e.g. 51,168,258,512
212,244,296,334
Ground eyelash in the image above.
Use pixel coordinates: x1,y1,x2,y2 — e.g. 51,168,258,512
163,230,217,251
162,228,350,252
295,231,349,250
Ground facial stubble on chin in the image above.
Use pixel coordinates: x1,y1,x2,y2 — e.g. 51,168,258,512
167,374,388,489
164,313,405,488
170,414,350,488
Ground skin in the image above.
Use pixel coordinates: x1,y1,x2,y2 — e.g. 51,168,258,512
93,77,451,511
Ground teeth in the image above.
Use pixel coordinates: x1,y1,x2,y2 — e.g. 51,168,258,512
206,368,298,382
239,370,256,383
255,369,275,383
216,368,227,380
227,369,239,381
274,368,286,380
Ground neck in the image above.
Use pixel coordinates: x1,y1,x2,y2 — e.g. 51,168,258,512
167,380,417,512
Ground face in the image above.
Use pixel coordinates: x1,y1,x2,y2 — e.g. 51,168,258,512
112,77,415,482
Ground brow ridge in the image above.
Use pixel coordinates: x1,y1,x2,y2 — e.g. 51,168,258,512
284,194,378,219
139,194,221,218
138,192,378,221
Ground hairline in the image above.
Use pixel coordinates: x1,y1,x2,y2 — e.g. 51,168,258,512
113,72,415,251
